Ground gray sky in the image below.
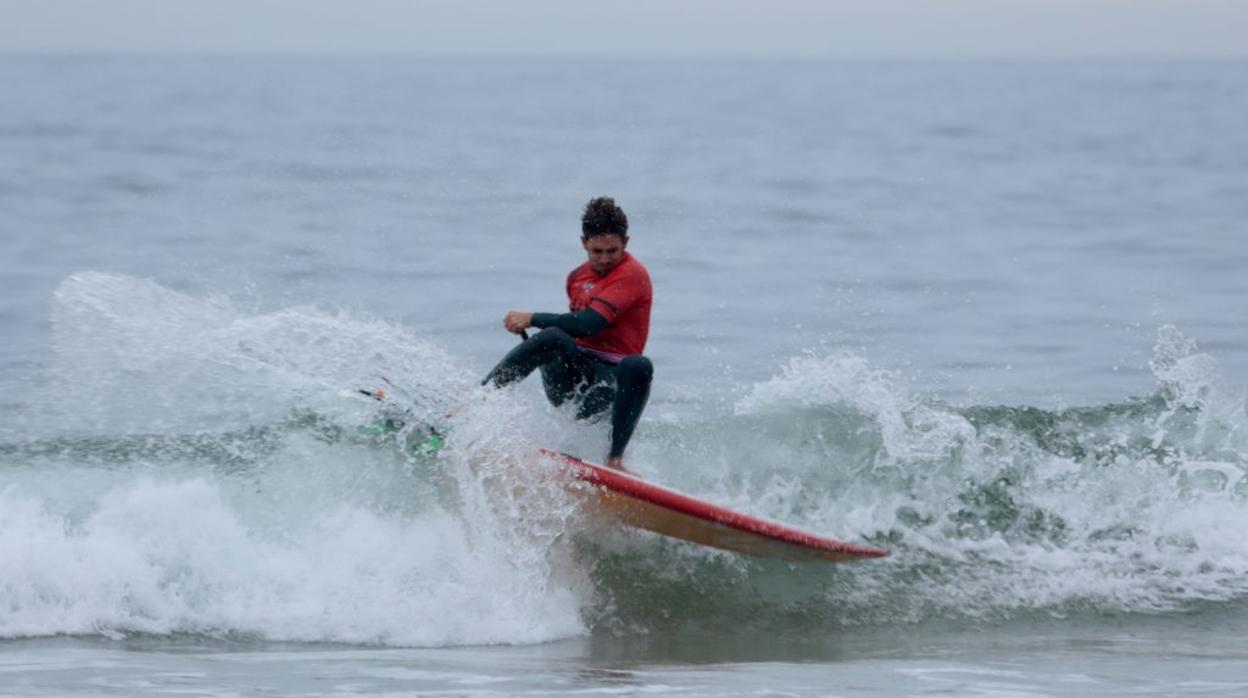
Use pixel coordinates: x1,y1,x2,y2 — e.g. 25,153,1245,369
1,0,1246,58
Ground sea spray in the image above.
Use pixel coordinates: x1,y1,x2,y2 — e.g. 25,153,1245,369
4,271,1247,644
588,329,1247,629
2,272,588,646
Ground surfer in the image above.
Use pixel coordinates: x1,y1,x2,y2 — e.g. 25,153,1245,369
483,196,653,471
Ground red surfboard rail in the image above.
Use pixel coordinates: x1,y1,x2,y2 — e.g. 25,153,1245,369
540,449,889,563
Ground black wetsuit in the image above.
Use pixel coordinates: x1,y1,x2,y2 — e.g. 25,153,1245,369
482,311,653,460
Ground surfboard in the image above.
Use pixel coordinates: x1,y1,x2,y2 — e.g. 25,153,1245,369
541,449,889,563
349,382,886,562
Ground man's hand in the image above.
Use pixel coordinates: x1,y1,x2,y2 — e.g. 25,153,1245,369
503,311,533,335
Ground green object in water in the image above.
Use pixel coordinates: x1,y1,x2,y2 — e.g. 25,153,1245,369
415,433,444,454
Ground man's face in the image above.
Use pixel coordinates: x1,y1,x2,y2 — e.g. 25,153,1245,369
583,233,628,275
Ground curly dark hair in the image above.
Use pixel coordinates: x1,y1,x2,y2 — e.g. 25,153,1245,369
581,197,629,239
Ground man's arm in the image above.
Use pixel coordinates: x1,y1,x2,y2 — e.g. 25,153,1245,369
503,309,608,337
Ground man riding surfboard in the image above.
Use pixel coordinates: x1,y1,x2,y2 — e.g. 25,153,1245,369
483,197,653,471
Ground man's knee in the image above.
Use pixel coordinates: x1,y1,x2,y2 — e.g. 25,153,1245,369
532,326,574,348
484,327,577,387
617,355,653,385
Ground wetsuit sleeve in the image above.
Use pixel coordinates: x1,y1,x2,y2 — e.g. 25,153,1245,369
530,308,609,338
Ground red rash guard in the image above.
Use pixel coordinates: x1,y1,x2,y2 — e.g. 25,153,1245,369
566,252,652,359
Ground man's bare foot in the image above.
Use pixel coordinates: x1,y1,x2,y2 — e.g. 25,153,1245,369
605,456,630,472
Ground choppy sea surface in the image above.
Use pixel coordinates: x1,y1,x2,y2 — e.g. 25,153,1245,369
2,56,1247,696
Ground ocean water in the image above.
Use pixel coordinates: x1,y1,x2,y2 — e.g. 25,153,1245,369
1,56,1247,696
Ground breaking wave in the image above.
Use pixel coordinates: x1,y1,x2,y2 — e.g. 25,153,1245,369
2,272,1245,645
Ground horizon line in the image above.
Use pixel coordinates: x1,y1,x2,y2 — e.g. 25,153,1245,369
3,49,1247,62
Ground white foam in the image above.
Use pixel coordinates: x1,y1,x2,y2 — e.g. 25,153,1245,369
10,272,1248,636
727,341,1248,620
0,469,586,645
1,271,590,646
